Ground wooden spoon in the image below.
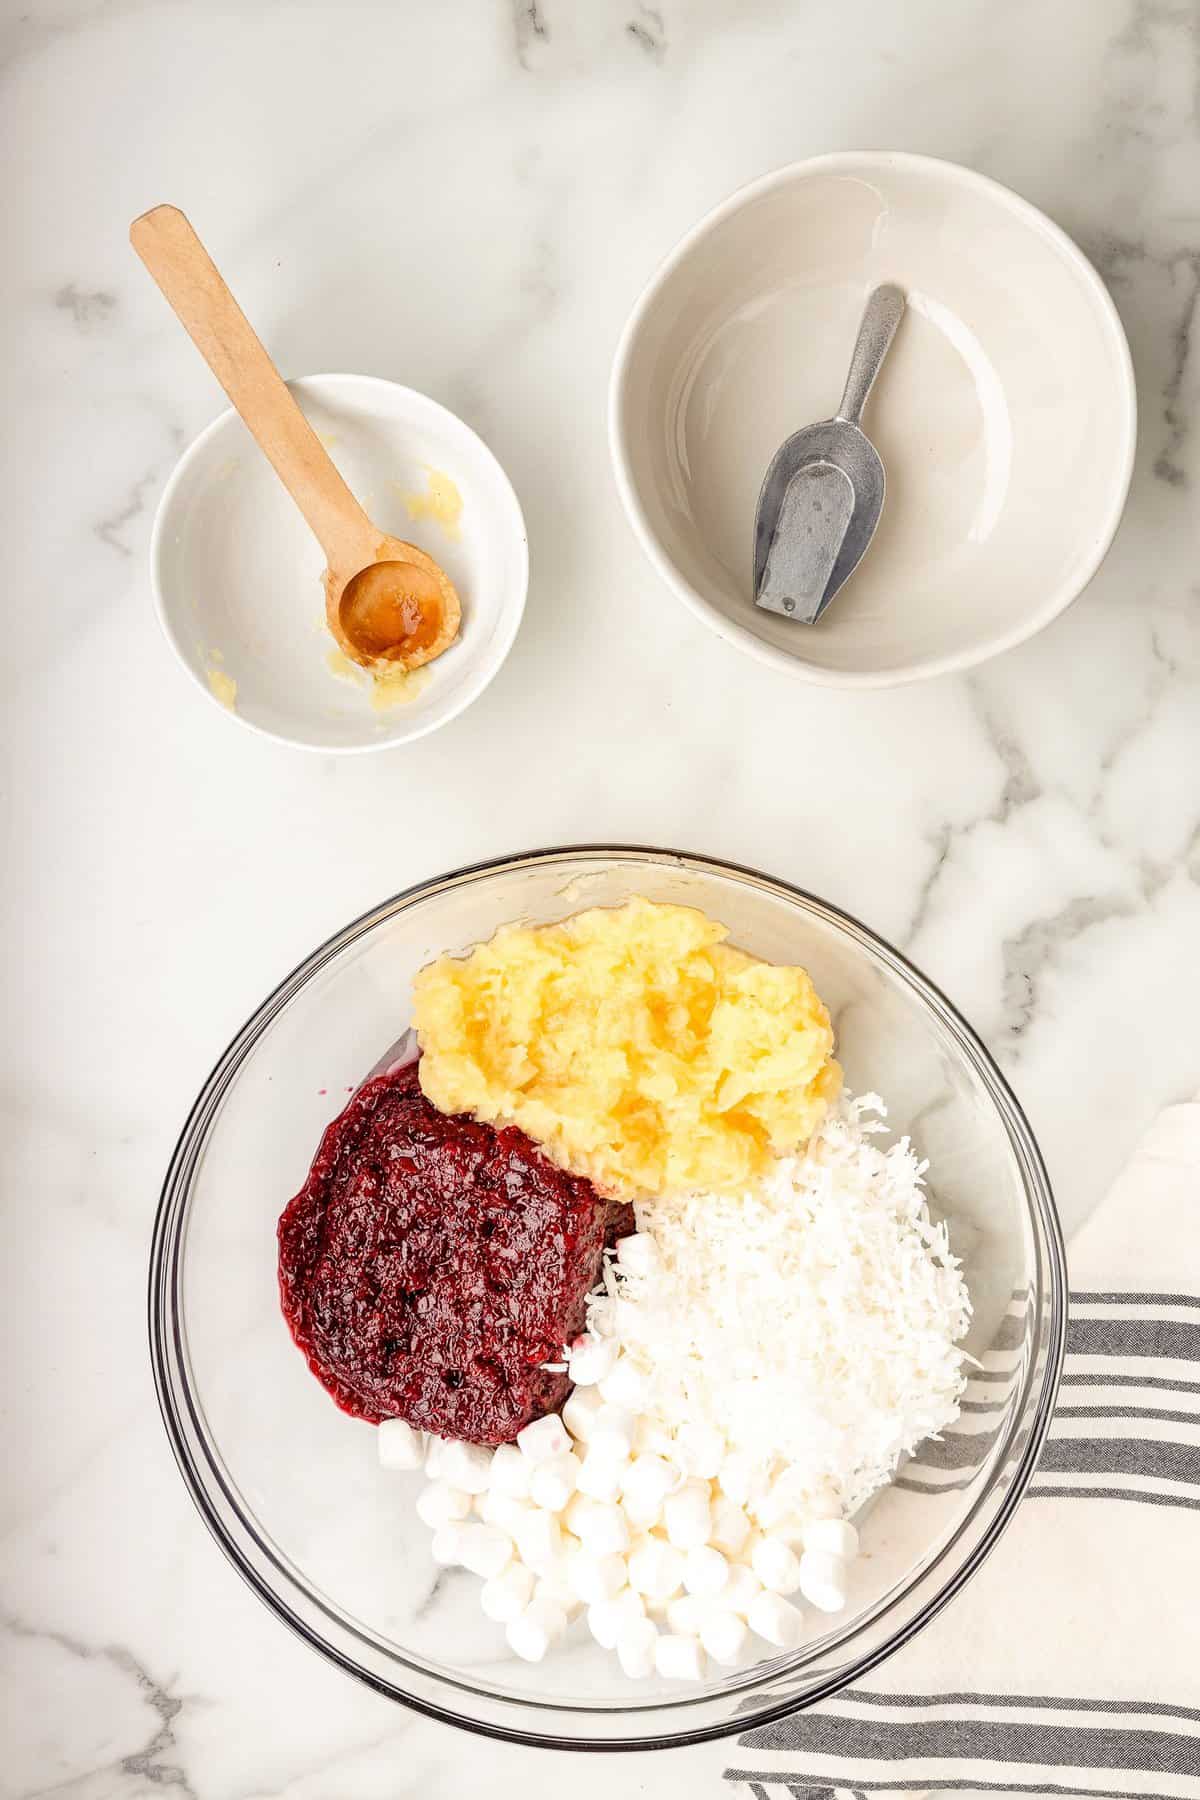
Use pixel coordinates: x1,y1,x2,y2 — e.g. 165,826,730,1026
130,205,460,672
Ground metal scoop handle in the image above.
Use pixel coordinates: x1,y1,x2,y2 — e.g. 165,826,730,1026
837,284,906,424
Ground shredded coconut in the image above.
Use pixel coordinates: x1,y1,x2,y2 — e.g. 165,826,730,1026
585,1093,971,1514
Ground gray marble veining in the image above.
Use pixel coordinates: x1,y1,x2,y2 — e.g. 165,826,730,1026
5,0,1200,1794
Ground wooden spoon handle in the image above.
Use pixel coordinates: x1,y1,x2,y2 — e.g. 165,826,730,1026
130,205,375,573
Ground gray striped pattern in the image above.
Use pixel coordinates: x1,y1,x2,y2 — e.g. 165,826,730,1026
724,1289,1200,1798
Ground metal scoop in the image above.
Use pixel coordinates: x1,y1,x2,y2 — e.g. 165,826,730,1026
754,283,905,625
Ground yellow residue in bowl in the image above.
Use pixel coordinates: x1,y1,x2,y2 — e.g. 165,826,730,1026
325,645,362,682
207,666,238,710
400,468,463,539
322,641,429,711
414,897,842,1199
370,664,430,711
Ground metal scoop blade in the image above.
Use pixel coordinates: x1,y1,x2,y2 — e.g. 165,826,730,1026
754,283,905,625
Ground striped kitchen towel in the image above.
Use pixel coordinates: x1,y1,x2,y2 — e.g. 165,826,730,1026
725,1097,1200,1800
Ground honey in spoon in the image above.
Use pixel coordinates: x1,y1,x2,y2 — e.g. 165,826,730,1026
328,538,461,670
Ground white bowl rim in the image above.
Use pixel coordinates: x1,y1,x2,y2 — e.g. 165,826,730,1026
608,150,1138,689
149,372,529,753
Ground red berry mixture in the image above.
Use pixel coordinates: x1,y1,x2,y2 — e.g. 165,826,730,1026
278,1060,632,1442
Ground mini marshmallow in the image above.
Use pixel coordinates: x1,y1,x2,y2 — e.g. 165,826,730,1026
622,1488,665,1533
513,1507,563,1572
683,1544,729,1598
664,1480,712,1550
529,1451,580,1513
506,1598,567,1663
751,1536,802,1596
771,1512,810,1547
676,1421,725,1480
666,1593,710,1636
536,1534,582,1600
615,1231,659,1279
747,1590,804,1650
709,1496,752,1557
752,1473,799,1529
616,1616,659,1680
597,1356,649,1413
721,1564,764,1617
415,1482,472,1530
564,1494,630,1555
430,1525,467,1567
798,1550,848,1613
516,1413,572,1464
802,1479,843,1522
627,1535,685,1602
802,1517,859,1560
438,1439,494,1495
567,1333,618,1388
534,1573,583,1622
717,1453,756,1507
747,1466,772,1509
478,1491,531,1535
456,1523,513,1581
700,1608,749,1667
569,1550,628,1605
480,1561,535,1623
632,1416,676,1458
621,1454,678,1515
590,1404,636,1464
741,1529,766,1567
488,1443,532,1499
377,1418,426,1472
588,1588,645,1650
654,1633,706,1682
576,1449,626,1503
424,1436,448,1478
562,1384,604,1445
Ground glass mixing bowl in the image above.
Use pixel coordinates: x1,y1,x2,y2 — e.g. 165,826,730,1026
150,847,1066,1750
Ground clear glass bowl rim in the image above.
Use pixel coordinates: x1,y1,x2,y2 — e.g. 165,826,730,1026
149,842,1068,1753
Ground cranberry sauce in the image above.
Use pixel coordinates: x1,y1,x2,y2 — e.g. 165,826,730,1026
277,1060,631,1442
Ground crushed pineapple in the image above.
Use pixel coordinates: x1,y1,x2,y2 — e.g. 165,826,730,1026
413,897,842,1200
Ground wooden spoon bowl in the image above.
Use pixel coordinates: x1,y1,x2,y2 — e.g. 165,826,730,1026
327,538,460,669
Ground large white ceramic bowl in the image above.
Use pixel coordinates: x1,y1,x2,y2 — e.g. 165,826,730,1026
151,374,528,751
610,153,1136,687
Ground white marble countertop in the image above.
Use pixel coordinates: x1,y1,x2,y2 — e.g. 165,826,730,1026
6,0,1200,1793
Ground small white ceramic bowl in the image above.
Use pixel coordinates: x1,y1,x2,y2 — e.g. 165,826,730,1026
610,152,1136,687
151,374,528,750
